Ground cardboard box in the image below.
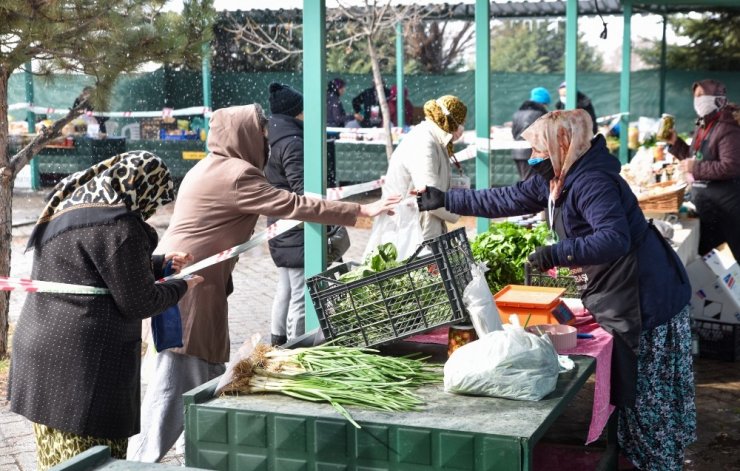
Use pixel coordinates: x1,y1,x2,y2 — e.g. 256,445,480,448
686,249,740,324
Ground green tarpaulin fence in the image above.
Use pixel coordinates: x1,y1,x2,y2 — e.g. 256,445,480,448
8,69,740,134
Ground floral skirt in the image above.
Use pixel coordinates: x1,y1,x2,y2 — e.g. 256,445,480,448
33,423,127,470
618,305,696,471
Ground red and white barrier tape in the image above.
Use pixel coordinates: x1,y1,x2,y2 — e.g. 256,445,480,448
4,177,387,293
9,103,212,119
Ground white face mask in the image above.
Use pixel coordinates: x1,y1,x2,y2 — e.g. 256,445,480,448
694,95,720,117
559,96,567,105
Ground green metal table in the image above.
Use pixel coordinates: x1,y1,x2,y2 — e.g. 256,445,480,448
51,445,207,470
132,139,206,181
183,355,595,471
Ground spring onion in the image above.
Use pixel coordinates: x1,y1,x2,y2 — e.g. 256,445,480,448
221,344,441,428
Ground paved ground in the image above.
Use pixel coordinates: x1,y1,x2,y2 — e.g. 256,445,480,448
1,189,739,470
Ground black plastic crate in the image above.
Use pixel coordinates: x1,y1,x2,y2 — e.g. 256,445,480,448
306,228,474,348
692,318,740,362
523,262,580,298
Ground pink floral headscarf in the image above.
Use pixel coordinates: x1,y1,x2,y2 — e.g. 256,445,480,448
521,109,594,200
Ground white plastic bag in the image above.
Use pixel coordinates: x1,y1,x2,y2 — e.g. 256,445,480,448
214,333,262,397
443,324,559,401
363,196,424,261
463,263,503,337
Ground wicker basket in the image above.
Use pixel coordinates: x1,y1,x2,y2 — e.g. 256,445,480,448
637,181,687,213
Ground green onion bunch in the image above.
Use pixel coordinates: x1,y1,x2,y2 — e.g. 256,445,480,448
221,344,441,428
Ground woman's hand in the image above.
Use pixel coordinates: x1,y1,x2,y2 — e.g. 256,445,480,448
412,186,446,211
359,194,402,217
183,274,204,290
679,158,696,175
164,252,194,274
664,129,678,146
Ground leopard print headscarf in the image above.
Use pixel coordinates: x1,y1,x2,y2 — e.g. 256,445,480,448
37,150,174,223
423,95,467,156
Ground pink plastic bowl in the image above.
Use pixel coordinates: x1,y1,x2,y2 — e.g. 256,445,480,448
527,324,577,353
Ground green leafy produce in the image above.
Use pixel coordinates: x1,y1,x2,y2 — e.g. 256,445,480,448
328,242,453,346
470,221,553,294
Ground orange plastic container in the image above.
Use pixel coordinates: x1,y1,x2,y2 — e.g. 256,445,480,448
494,285,575,326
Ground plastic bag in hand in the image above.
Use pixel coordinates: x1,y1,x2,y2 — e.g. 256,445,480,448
443,324,559,401
362,196,424,261
463,263,503,337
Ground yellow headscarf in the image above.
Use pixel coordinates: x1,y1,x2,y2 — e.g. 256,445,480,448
423,95,467,156
520,109,594,200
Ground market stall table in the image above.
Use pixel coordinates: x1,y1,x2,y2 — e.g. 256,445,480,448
52,445,207,471
183,356,595,471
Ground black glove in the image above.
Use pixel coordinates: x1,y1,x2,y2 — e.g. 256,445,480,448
416,186,446,211
528,245,557,272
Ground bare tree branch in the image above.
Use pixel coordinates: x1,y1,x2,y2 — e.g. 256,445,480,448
3,98,88,183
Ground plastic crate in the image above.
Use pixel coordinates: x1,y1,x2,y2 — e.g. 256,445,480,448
523,262,580,298
692,318,740,362
306,228,474,347
494,285,575,326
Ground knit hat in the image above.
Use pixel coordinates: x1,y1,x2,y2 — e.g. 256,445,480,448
268,82,303,117
423,95,467,155
530,87,551,105
558,81,567,89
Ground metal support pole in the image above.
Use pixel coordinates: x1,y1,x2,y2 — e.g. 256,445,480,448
395,22,405,128
474,0,490,234
201,42,212,147
303,0,327,331
24,62,40,190
565,0,578,109
619,1,633,164
659,15,668,115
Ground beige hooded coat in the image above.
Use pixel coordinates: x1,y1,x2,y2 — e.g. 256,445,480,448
160,105,360,363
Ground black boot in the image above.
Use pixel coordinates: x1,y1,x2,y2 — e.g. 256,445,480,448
271,334,287,347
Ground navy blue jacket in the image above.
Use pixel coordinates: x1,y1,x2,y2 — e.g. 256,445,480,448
446,135,690,330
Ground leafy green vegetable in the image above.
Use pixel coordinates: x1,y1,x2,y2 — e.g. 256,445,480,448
470,221,552,294
329,242,453,346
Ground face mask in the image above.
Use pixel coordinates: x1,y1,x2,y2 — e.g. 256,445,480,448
559,96,567,105
529,158,555,181
694,95,720,117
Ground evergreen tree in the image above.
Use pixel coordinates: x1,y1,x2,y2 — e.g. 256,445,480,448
490,20,603,73
636,13,740,70
0,0,215,357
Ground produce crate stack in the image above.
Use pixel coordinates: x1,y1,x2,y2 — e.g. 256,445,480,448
307,228,474,347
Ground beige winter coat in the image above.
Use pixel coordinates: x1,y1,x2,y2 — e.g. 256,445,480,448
382,119,460,240
160,105,359,363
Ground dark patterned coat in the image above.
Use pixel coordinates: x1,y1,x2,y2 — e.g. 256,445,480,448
9,215,186,439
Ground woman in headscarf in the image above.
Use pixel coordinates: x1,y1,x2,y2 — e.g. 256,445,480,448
662,78,740,261
416,109,696,470
381,95,467,241
127,104,400,463
8,151,201,470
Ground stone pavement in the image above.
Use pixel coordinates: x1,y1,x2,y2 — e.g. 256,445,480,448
2,190,739,470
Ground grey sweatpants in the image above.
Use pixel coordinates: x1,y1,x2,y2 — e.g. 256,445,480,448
270,267,306,340
126,350,225,463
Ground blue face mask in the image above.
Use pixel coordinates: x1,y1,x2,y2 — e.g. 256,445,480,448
528,157,546,166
